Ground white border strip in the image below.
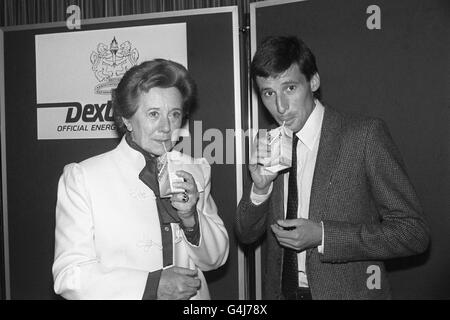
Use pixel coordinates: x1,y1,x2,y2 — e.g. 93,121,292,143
1,6,237,32
249,1,262,301
231,7,246,301
0,28,10,300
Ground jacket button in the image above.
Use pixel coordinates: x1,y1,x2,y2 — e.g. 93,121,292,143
164,226,170,232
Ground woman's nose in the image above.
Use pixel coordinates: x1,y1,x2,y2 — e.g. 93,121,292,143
159,116,171,133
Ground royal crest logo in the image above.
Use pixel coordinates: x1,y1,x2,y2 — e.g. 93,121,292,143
90,37,139,95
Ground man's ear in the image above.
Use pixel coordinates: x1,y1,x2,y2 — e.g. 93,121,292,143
310,73,321,93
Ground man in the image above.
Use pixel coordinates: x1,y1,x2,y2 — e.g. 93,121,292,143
235,36,429,300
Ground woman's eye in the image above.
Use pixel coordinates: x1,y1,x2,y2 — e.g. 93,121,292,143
171,111,182,119
148,111,159,118
263,91,275,97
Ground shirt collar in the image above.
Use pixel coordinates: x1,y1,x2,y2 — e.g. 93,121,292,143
125,132,157,162
296,100,325,150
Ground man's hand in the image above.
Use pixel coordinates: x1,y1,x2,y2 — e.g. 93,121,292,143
157,266,201,300
249,133,278,194
271,218,322,252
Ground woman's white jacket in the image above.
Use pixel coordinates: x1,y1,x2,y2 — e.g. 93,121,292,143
52,136,229,299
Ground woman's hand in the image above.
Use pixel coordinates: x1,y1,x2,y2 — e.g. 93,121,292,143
157,266,201,300
170,170,199,223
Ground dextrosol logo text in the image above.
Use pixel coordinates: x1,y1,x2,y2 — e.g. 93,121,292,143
36,101,118,140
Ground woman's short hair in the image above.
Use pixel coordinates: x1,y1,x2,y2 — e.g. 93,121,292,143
251,36,321,99
112,59,197,133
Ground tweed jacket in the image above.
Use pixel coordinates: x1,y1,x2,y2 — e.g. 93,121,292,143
235,106,429,299
53,136,229,299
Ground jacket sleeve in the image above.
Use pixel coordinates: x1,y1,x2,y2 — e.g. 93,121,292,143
52,163,151,300
320,119,430,262
181,160,229,271
234,179,272,245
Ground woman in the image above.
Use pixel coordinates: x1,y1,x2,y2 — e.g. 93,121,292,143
52,59,229,299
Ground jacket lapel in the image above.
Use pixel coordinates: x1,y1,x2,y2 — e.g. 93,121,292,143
308,106,343,223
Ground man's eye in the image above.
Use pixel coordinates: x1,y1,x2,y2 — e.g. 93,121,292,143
263,91,275,97
286,85,297,92
148,111,159,118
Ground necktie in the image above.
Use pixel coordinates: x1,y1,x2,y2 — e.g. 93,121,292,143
282,134,299,298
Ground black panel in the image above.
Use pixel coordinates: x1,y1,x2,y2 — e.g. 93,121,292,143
4,11,239,300
254,0,450,299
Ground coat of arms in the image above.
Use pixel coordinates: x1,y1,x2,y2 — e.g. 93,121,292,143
90,37,139,95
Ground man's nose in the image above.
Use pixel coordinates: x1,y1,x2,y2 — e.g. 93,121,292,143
276,94,288,114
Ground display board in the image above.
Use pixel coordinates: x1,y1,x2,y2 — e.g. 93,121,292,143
1,7,243,300
251,0,449,299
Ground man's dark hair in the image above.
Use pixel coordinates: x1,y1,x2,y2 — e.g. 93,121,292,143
251,36,321,99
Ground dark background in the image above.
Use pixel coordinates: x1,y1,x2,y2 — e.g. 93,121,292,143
3,10,240,299
254,0,449,299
